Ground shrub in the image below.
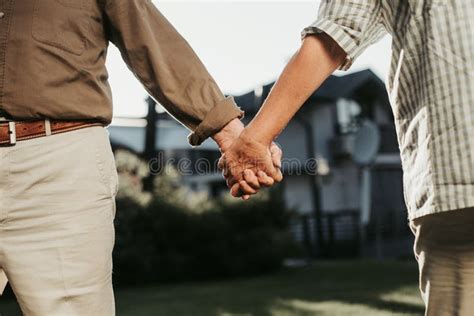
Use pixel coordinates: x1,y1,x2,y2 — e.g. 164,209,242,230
111,149,297,286
113,194,296,286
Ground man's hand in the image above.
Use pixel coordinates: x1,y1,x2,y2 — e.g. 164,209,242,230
218,129,283,199
212,118,245,153
213,118,282,200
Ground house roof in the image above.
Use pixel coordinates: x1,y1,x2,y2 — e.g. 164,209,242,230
310,69,386,100
235,69,389,115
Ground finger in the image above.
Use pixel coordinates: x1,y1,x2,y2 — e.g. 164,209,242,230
227,167,244,188
264,161,284,183
243,169,261,190
239,180,257,195
270,143,283,169
226,177,238,189
259,159,281,182
274,168,283,183
219,156,233,185
257,170,274,187
241,194,251,201
224,161,245,189
217,155,226,170
222,169,229,180
222,167,233,182
230,183,242,197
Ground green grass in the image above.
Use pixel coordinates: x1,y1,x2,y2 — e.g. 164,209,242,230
0,260,424,316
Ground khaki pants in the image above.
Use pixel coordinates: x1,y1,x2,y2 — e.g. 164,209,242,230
410,207,474,316
0,126,118,315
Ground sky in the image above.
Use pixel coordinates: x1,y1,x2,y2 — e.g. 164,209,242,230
106,1,393,118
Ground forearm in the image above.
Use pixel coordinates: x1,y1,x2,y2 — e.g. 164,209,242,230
245,33,347,145
105,1,243,146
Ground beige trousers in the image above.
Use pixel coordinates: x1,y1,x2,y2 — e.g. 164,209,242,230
410,207,474,316
0,126,118,315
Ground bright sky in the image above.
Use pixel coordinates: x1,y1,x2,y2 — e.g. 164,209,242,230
106,1,392,118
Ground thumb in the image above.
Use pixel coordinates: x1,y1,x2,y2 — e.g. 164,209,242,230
263,153,283,183
270,142,282,169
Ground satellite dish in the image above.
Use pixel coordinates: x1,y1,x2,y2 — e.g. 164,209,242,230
352,120,381,166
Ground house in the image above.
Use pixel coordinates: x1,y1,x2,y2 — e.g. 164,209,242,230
108,69,411,258
234,69,410,257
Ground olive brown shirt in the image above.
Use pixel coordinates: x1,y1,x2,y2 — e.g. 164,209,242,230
0,0,243,146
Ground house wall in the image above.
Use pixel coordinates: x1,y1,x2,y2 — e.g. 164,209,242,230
320,165,361,212
275,120,308,162
279,102,361,214
283,175,314,213
275,102,336,163
279,101,402,217
283,166,361,215
310,103,337,161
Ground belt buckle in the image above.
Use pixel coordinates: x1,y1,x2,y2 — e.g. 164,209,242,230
7,121,16,146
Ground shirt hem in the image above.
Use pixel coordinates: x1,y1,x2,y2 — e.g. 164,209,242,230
408,191,474,221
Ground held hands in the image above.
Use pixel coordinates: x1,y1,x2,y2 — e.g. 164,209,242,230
214,121,283,200
219,132,282,199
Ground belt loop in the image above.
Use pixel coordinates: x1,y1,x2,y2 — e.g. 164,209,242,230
44,119,52,136
8,122,16,145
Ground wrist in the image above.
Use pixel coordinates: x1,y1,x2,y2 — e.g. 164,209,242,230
243,123,275,147
212,118,244,152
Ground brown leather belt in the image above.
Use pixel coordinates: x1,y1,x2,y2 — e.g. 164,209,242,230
0,119,104,146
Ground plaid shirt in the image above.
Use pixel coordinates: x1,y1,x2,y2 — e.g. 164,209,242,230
303,0,474,219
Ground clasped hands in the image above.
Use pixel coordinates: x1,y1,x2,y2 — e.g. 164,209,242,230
214,119,283,200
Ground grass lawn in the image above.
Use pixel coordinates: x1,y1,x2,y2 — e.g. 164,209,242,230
0,260,424,316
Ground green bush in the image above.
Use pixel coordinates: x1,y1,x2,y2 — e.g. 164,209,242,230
113,193,296,286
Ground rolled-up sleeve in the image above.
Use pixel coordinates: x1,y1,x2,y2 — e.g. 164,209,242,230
302,0,386,70
103,0,244,146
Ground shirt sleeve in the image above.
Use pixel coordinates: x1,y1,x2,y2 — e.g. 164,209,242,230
102,0,244,146
302,0,387,71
